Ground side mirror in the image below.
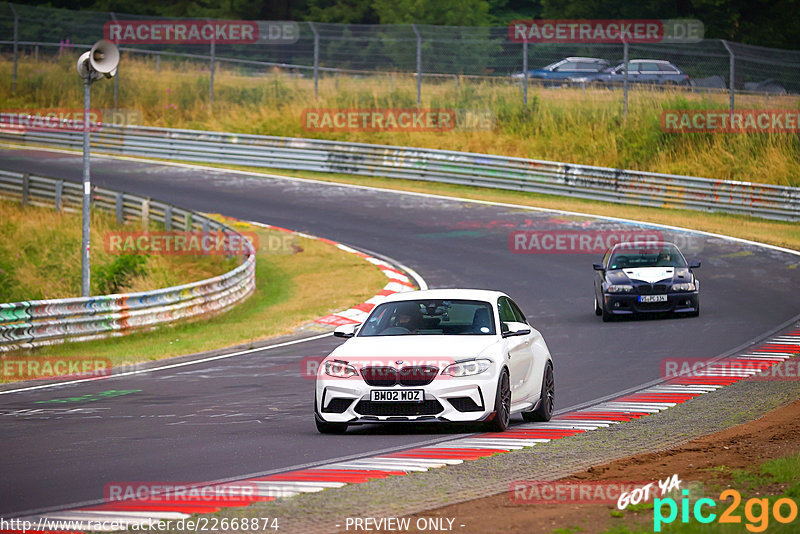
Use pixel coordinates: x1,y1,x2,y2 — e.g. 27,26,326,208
502,322,531,338
689,261,701,269
593,263,605,271
333,324,358,338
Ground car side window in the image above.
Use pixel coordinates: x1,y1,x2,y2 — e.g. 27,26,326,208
497,297,516,331
639,62,660,72
508,299,528,324
659,63,679,73
554,61,577,72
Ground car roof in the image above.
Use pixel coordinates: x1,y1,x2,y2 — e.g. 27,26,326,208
627,59,675,64
610,241,681,252
381,288,507,303
563,57,608,62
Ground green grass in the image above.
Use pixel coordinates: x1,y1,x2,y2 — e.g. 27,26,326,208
1,53,799,186
0,199,235,301
4,222,387,370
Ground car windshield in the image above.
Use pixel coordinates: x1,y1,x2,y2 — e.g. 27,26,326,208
358,299,496,336
608,244,687,270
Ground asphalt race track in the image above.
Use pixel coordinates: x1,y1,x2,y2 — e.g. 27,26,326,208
2,147,799,517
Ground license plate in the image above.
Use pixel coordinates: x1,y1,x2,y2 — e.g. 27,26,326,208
370,389,423,402
639,294,668,303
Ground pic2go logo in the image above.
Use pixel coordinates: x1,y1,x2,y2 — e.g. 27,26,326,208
654,489,798,532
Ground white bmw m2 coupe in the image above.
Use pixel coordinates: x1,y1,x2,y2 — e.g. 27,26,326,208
314,289,554,433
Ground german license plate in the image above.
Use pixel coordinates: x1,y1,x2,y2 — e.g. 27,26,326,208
639,294,668,303
370,389,423,402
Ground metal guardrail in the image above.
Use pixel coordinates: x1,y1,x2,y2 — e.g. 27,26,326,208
1,120,798,221
0,169,256,351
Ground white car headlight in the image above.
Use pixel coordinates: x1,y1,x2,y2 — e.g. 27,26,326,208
607,284,633,293
672,282,696,291
442,359,492,377
323,360,358,378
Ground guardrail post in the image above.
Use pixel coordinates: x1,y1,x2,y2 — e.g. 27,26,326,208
35,44,39,62
141,197,150,229
622,40,629,119
722,40,735,116
115,192,123,224
202,219,210,233
21,173,29,207
184,212,192,231
522,41,528,107
412,24,422,106
308,22,319,99
10,3,19,94
155,53,160,73
55,180,63,211
164,205,173,230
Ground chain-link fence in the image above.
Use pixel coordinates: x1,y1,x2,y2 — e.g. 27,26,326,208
1,2,799,112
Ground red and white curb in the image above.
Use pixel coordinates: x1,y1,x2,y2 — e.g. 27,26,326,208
247,221,420,327
9,327,798,531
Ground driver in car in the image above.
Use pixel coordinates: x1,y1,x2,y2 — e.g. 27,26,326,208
394,303,424,334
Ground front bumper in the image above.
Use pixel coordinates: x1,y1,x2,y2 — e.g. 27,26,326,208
315,374,499,425
603,291,699,315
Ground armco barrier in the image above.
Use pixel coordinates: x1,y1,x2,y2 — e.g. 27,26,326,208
0,169,256,352
1,119,798,221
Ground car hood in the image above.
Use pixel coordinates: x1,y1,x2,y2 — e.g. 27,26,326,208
609,266,693,284
329,335,498,363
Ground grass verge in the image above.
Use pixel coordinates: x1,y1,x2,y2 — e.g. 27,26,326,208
0,198,236,301
3,221,387,371
1,54,798,185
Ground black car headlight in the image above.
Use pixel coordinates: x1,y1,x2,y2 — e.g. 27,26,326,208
671,282,696,292
607,284,634,293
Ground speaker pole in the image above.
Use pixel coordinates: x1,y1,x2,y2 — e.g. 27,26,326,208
81,73,91,297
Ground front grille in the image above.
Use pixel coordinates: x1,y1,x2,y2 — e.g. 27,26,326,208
399,366,438,386
448,397,484,412
321,398,354,413
361,366,438,386
354,400,444,416
361,366,398,387
636,284,668,295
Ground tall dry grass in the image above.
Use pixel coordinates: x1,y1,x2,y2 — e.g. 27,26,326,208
1,52,798,185
0,199,236,302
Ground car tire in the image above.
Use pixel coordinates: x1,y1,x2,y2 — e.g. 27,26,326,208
485,369,511,432
600,297,614,322
594,295,602,316
523,362,554,422
314,395,348,434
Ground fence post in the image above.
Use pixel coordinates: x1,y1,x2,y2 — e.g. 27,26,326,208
55,180,63,211
10,3,18,94
142,198,150,229
412,24,422,106
155,53,160,73
110,12,119,110
185,212,192,231
21,173,29,206
209,20,215,110
622,40,629,119
721,40,735,116
522,41,528,107
164,205,172,231
115,192,123,224
35,44,39,61
309,22,319,99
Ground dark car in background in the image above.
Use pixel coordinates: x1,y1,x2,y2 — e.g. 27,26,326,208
593,241,700,322
571,59,690,86
512,57,610,84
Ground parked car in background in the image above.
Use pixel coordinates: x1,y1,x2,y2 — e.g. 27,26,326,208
570,59,690,86
512,57,610,84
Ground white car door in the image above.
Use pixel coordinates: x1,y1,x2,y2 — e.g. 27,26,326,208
498,297,534,403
